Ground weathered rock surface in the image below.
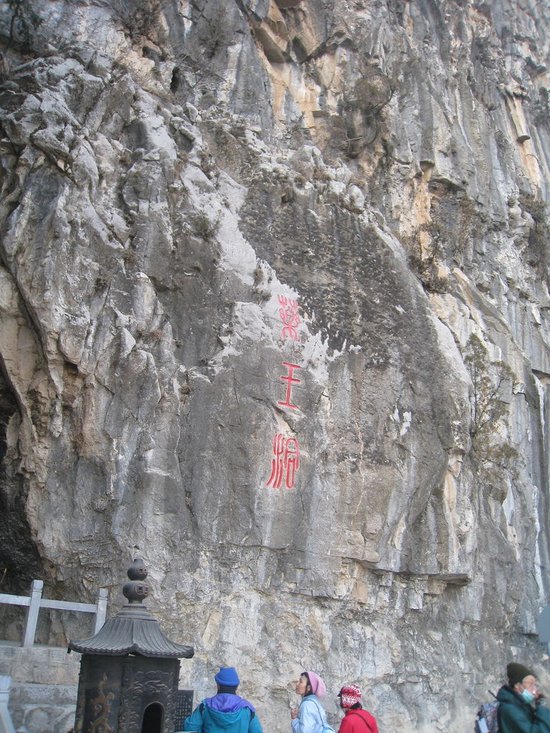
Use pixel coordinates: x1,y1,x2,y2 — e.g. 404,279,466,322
0,1,549,731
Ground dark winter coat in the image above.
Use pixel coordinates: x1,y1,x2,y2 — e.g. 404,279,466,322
496,685,550,733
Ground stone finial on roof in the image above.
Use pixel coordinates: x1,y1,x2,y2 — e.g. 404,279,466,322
123,557,149,604
68,558,194,659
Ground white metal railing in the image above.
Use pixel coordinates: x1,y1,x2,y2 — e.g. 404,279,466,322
0,676,16,733
0,579,108,647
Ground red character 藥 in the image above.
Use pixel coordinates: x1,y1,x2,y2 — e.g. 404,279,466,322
278,295,301,341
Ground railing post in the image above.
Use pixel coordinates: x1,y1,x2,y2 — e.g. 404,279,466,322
23,579,43,647
0,675,16,733
93,588,108,634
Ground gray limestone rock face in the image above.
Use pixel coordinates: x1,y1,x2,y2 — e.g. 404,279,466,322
0,1,550,731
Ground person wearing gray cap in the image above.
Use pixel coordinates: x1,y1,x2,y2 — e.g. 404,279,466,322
496,662,550,732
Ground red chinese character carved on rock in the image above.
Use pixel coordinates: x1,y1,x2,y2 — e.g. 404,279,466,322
266,434,300,489
277,361,302,410
277,295,301,341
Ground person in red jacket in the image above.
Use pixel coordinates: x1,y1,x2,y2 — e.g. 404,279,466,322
336,684,379,733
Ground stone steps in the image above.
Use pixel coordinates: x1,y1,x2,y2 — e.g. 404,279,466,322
0,644,80,733
8,682,77,733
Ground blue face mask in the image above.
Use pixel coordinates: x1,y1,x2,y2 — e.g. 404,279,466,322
521,689,535,703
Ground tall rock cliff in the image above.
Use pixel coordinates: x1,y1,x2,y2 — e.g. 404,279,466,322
1,1,549,731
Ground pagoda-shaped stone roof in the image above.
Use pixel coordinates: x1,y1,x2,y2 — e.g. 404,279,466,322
68,558,194,659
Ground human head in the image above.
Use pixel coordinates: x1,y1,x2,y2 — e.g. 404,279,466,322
338,684,362,710
507,662,538,700
215,666,240,693
507,662,535,689
296,671,327,698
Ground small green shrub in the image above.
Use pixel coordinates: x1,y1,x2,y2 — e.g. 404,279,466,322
519,194,550,276
464,334,518,475
190,212,220,240
112,0,161,39
6,0,42,50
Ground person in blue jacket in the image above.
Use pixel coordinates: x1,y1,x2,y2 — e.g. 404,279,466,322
291,671,335,733
497,662,550,733
183,666,263,733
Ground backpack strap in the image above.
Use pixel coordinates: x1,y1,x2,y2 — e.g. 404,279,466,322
307,698,334,731
345,711,375,733
308,697,325,721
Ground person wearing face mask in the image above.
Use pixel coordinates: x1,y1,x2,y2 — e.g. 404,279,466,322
496,662,550,733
